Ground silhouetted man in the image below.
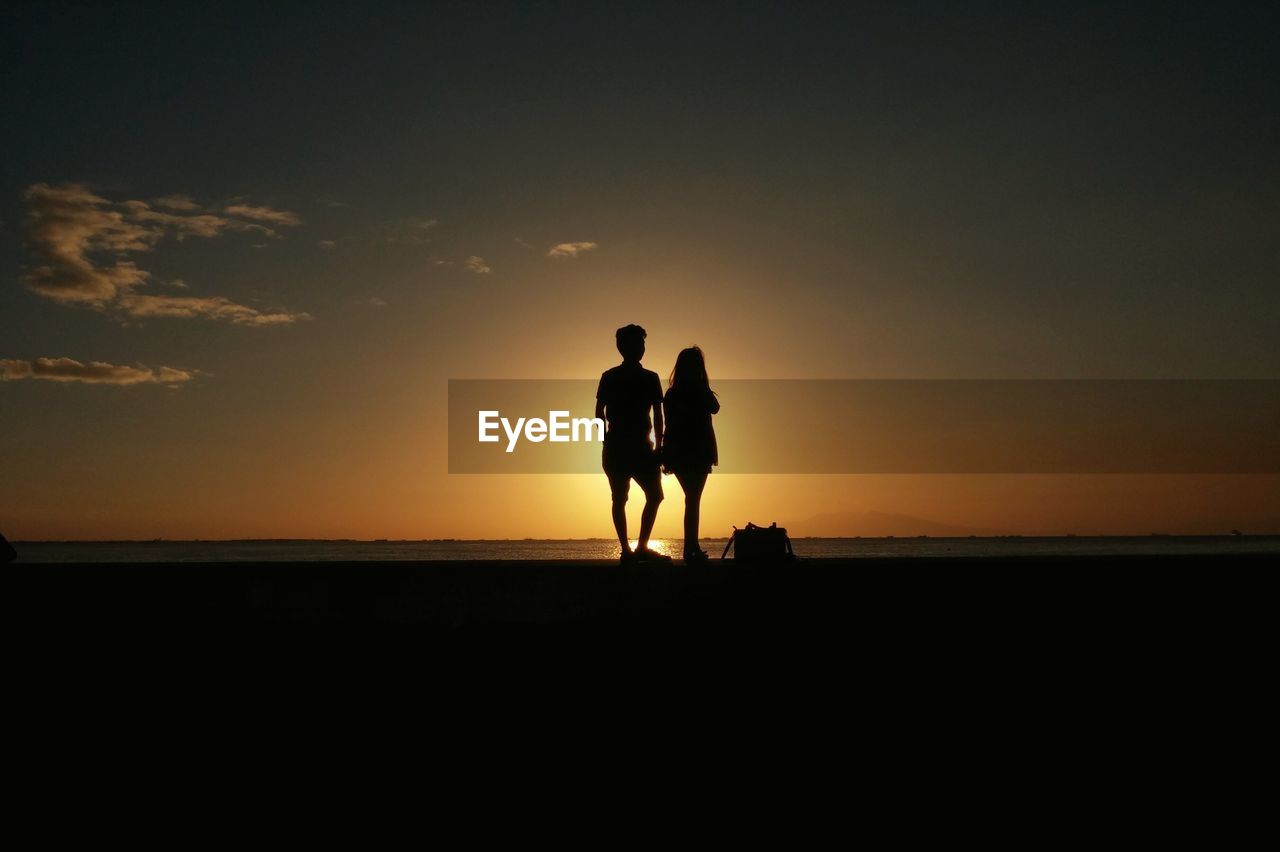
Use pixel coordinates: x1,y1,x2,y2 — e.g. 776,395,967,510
596,324,669,564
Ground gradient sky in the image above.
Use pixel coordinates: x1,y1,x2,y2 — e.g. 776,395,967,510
3,1,1277,539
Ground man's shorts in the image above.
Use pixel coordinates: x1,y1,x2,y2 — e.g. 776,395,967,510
602,440,663,503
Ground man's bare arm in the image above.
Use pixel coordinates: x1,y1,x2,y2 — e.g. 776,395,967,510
652,402,664,451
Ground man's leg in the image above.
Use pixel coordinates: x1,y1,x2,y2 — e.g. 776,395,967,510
612,497,629,550
635,470,664,551
608,473,630,551
604,446,631,554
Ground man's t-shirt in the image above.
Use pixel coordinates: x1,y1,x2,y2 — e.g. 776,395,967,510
596,362,663,446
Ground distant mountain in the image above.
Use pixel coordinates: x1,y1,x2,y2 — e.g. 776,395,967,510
798,510,1005,538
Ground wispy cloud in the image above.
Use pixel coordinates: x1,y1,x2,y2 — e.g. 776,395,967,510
123,200,258,240
317,239,337,249
0,356,196,386
115,294,309,326
547,241,598,259
222,203,302,226
464,255,492,274
21,183,308,324
152,194,200,211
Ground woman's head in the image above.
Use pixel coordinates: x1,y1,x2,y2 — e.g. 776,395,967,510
669,346,709,390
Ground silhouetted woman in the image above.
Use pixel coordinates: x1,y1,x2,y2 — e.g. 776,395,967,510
662,346,720,563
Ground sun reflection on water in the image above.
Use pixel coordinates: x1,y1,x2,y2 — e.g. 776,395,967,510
629,538,673,556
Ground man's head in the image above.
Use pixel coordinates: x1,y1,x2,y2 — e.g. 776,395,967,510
615,324,646,363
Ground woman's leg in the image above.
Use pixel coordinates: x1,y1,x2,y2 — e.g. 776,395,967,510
674,469,708,556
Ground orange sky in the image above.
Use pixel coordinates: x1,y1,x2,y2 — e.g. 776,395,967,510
3,5,1278,540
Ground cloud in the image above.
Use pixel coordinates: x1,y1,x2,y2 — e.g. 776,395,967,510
21,182,308,324
464,255,492,274
23,183,159,304
121,200,246,240
547,241,598,259
0,356,196,385
222,204,302,226
115,294,310,326
356,296,388,307
317,239,336,249
152,194,200,211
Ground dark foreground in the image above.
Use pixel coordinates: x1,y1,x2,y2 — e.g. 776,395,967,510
10,553,1274,632
13,553,1275,764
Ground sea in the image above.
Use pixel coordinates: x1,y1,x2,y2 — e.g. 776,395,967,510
9,536,1279,563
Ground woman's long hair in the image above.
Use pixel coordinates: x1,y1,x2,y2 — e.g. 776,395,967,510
668,346,711,392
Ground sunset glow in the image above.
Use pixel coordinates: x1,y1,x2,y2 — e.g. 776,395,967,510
1,3,1276,543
